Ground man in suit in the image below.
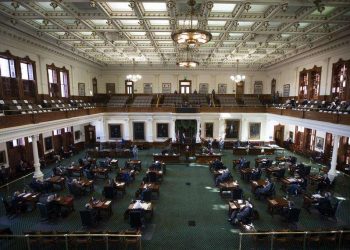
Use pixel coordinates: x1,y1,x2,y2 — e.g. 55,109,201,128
215,169,231,186
255,179,273,199
228,201,253,224
317,192,333,216
317,174,331,192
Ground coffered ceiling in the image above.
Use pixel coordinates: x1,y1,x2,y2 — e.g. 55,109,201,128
1,0,350,69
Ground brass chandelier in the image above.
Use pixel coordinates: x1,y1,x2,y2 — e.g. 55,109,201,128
177,47,199,68
171,0,212,48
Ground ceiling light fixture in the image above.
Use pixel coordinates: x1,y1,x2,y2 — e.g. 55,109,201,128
89,0,96,8
230,59,245,83
11,1,19,10
314,0,325,13
50,1,58,10
176,46,199,68
171,0,212,48
126,59,142,82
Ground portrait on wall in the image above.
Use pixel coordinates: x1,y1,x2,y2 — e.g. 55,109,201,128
316,136,324,150
199,83,209,94
225,120,240,139
44,137,53,151
162,83,171,93
157,123,169,138
218,83,227,94
74,130,81,141
144,83,153,94
205,123,214,138
0,151,6,164
254,81,263,94
78,82,85,96
283,84,290,97
133,122,145,140
249,122,261,140
109,124,122,139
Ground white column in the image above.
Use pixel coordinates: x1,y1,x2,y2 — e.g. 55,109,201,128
219,118,225,139
196,118,201,143
170,118,176,142
31,135,43,180
328,134,340,182
146,118,153,142
124,118,130,140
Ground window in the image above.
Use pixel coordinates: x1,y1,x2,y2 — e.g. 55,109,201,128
20,62,34,80
0,57,15,78
53,129,62,135
44,137,53,151
205,123,214,138
12,138,25,147
74,130,81,141
64,127,71,133
157,123,169,138
0,151,6,164
47,64,70,98
179,80,191,94
133,122,145,140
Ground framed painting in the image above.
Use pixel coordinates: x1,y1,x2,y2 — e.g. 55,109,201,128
249,122,261,140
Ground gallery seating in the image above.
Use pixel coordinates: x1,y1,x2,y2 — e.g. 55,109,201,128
131,95,153,107
217,95,239,107
107,95,129,107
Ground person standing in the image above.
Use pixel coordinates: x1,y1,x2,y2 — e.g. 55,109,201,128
219,138,224,152
132,145,138,160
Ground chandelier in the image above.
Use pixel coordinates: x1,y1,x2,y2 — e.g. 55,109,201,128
126,59,142,82
230,59,245,83
177,47,199,68
171,0,212,48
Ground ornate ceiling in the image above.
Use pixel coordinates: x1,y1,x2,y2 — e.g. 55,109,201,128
1,0,350,69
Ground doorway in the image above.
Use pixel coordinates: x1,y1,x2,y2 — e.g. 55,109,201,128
106,83,115,94
125,80,134,94
179,80,191,94
274,124,284,147
84,125,96,147
236,81,244,95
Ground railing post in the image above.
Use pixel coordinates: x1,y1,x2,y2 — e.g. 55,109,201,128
65,234,69,250
338,231,343,250
303,232,307,250
270,233,274,250
238,233,242,250
105,235,109,250
25,234,31,250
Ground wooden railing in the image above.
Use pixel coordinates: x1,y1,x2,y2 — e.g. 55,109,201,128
0,106,349,130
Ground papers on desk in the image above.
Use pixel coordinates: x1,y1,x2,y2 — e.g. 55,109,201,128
312,194,322,199
116,182,124,186
237,199,244,204
23,193,31,198
104,201,111,205
288,178,298,183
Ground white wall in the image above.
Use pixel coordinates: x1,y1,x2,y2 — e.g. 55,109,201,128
267,45,350,97
0,34,102,97
99,69,270,94
0,142,9,168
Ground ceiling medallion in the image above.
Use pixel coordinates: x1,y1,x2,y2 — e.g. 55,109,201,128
171,0,212,48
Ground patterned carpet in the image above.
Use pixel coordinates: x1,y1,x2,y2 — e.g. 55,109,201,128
0,147,349,250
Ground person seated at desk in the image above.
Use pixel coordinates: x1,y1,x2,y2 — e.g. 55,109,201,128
30,178,53,193
317,174,331,192
83,168,94,180
255,179,273,199
281,200,295,217
70,178,83,189
235,140,241,148
11,191,27,212
43,194,61,217
238,157,247,170
317,192,334,216
16,160,29,174
211,159,225,171
219,138,224,152
215,169,231,186
0,165,9,184
228,201,253,225
250,167,262,181
287,177,307,196
150,161,162,171
85,202,98,221
53,165,67,176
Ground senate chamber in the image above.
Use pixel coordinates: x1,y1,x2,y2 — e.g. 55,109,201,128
0,0,350,249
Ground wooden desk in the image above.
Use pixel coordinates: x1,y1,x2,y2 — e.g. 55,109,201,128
195,154,222,164
78,179,94,192
18,192,40,210
250,179,268,193
91,168,109,179
114,181,126,195
87,149,132,158
219,180,239,196
139,183,160,198
240,168,253,181
308,175,323,185
146,169,163,179
67,166,83,177
228,199,247,215
233,147,275,155
267,197,289,216
153,154,180,163
280,177,302,191
119,169,136,181
90,199,112,217
266,166,284,177
255,158,269,168
302,193,322,212
126,160,142,171
54,195,74,212
47,176,65,190
125,201,153,220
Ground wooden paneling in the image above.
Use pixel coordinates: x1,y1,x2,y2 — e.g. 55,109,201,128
281,109,304,118
304,112,338,123
338,115,350,126
33,111,67,123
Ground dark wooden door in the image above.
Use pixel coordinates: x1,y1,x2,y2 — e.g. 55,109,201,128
274,124,284,147
84,125,96,145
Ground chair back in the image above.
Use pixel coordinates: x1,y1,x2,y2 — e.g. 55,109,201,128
287,208,301,223
148,172,158,183
141,189,152,202
103,186,114,199
129,210,143,229
2,197,12,214
37,202,49,219
231,188,243,200
80,210,95,227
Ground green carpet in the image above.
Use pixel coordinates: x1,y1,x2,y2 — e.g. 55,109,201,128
0,148,349,250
